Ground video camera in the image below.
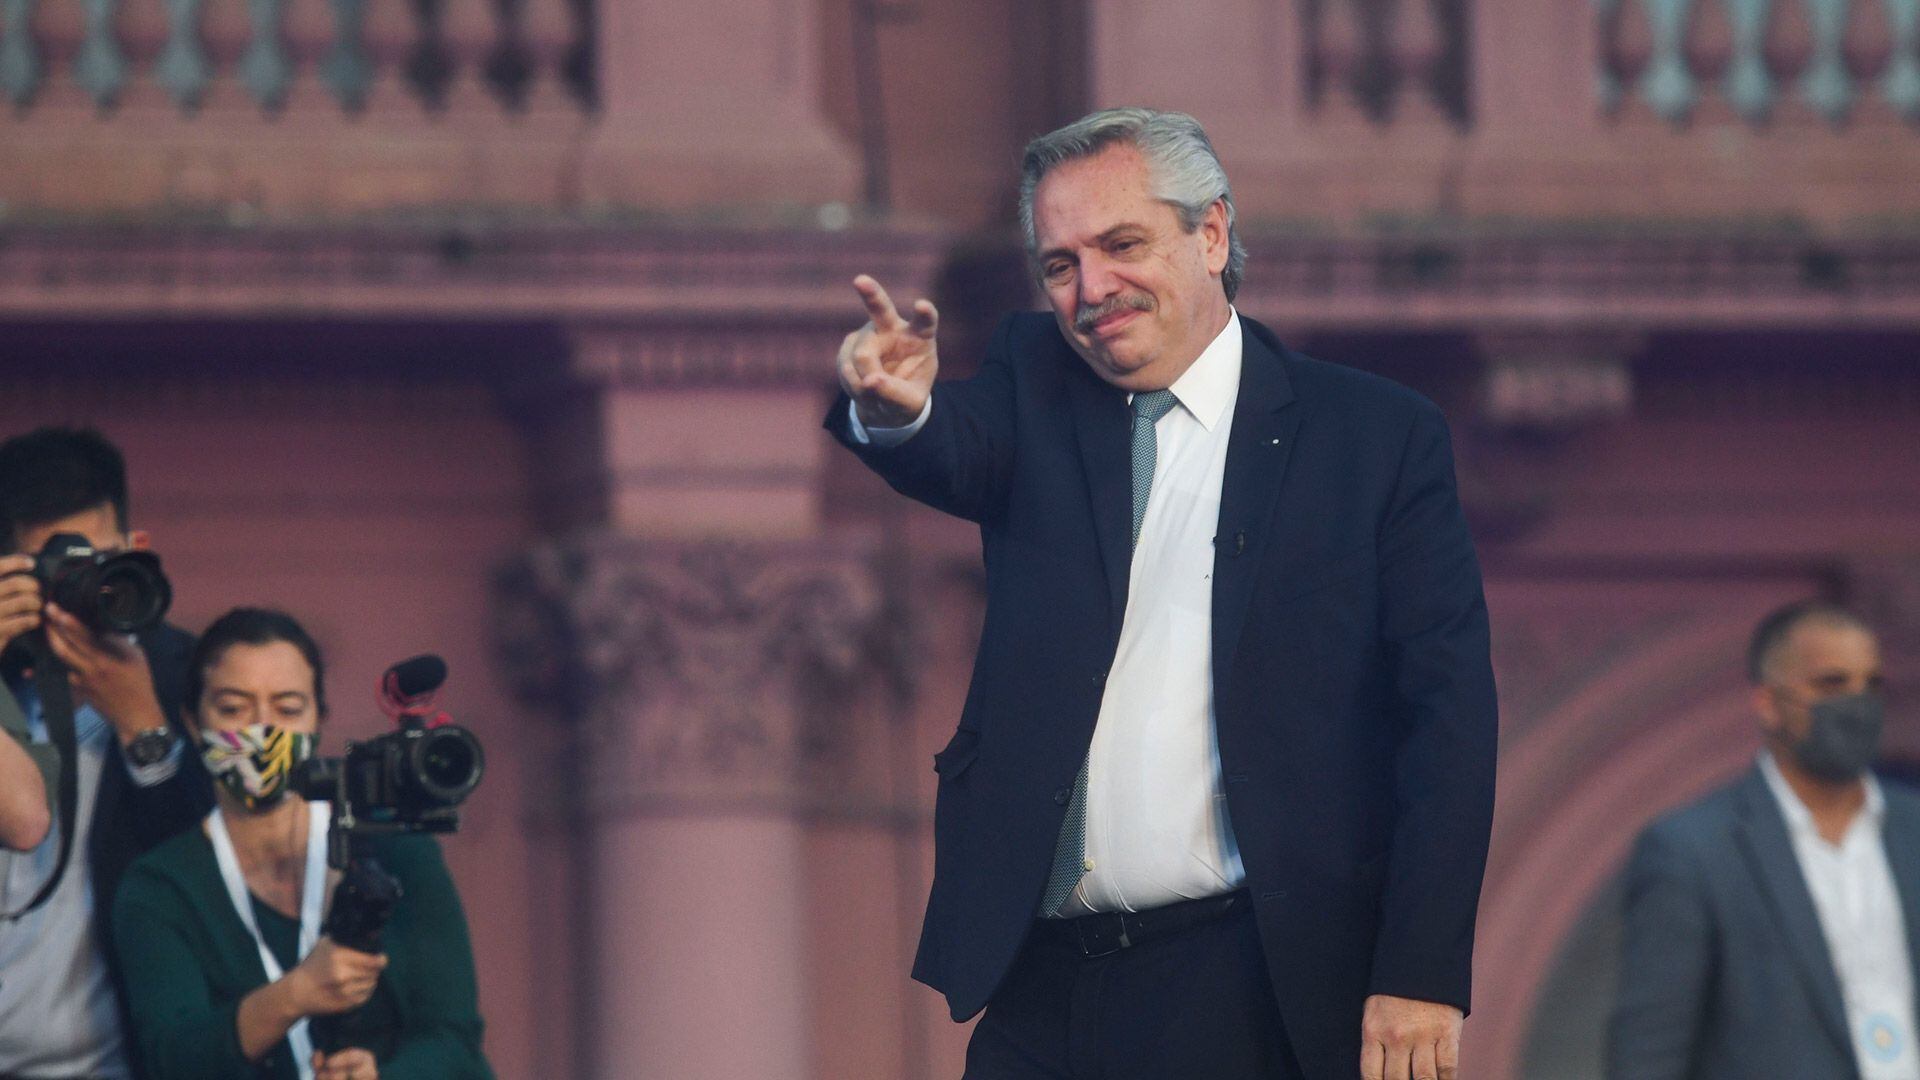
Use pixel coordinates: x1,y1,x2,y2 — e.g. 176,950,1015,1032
302,654,485,1050
289,655,483,928
291,653,486,871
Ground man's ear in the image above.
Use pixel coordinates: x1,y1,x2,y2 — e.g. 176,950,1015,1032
1752,684,1782,733
128,530,151,552
1202,199,1230,277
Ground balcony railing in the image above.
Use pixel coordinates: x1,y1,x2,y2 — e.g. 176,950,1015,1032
0,0,595,118
1306,0,1474,127
1596,0,1920,126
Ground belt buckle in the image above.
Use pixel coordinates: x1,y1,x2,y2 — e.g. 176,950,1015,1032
1073,914,1129,958
1082,910,1121,953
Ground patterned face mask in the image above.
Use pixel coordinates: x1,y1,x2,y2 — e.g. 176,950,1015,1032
200,723,317,810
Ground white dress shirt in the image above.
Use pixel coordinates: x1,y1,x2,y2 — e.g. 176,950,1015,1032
1761,753,1920,1080
1064,312,1246,914
0,703,131,1080
855,311,1249,915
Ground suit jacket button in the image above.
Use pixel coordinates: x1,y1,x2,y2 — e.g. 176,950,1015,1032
1053,788,1072,806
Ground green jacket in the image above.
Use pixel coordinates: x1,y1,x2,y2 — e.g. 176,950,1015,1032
112,822,493,1080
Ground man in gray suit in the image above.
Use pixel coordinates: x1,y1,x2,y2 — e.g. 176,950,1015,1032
1609,601,1919,1080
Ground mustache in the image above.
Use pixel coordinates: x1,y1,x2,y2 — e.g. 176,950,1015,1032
1074,293,1154,333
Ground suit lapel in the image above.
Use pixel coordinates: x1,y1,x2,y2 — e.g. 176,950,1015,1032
1733,768,1853,1054
1879,783,1920,1037
1066,361,1134,642
1210,321,1299,699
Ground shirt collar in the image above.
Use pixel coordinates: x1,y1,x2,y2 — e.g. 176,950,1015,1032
1159,308,1242,432
1759,750,1885,838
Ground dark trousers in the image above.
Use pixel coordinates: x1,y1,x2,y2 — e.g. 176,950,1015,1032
963,895,1304,1080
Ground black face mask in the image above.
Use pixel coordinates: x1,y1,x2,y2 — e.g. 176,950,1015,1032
1785,691,1885,782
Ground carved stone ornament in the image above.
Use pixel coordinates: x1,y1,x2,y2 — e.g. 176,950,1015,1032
1474,328,1643,433
492,535,904,810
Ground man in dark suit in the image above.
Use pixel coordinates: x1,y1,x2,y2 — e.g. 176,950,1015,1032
825,108,1498,1080
0,427,212,1080
1609,602,1919,1080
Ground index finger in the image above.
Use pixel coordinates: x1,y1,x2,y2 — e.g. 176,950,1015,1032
0,554,34,575
345,949,391,970
42,607,93,662
852,274,904,329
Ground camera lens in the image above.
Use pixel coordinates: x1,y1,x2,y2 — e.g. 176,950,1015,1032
94,559,170,632
411,727,484,806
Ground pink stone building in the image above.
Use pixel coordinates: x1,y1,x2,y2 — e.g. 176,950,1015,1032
2,1,1919,1077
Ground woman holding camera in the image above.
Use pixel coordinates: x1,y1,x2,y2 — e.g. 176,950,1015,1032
110,608,493,1080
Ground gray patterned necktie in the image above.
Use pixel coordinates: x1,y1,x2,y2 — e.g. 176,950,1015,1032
1041,389,1181,916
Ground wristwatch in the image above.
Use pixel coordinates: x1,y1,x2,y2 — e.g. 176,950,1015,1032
123,726,176,767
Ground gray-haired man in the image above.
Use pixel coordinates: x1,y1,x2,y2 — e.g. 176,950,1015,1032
825,108,1499,1080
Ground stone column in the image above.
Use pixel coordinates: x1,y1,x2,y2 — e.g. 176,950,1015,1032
496,537,902,1080
491,234,943,1079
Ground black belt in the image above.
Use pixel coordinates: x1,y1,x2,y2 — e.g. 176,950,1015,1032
1031,889,1248,959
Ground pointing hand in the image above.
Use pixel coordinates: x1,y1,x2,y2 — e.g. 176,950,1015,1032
837,274,939,429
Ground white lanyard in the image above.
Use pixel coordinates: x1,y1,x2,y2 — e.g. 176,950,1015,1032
208,802,330,1080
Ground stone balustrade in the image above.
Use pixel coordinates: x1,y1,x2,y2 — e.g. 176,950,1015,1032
1306,0,1473,127
0,0,592,117
1597,0,1920,125
0,0,856,217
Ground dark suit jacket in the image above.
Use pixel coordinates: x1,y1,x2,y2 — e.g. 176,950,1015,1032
88,623,215,916
826,312,1499,1077
1608,766,1920,1080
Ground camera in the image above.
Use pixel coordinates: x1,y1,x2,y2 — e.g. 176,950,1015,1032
294,723,484,832
291,654,485,845
32,531,172,635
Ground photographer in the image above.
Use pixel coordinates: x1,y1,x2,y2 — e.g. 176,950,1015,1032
111,608,493,1080
0,426,210,1080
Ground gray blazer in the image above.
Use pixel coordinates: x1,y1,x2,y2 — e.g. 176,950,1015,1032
1607,766,1920,1080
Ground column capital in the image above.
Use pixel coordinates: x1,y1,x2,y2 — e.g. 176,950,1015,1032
494,535,911,818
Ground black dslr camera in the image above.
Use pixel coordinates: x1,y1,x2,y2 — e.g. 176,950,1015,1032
292,653,486,869
32,532,171,635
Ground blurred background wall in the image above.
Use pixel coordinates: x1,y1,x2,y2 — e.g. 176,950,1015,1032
2,1,1919,1077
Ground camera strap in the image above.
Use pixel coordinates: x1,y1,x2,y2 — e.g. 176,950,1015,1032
2,645,82,921
208,801,330,1080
